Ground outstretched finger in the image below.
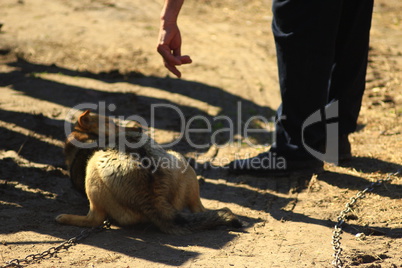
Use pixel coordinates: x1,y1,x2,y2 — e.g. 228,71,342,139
157,44,181,66
164,61,181,78
179,55,192,64
173,47,193,65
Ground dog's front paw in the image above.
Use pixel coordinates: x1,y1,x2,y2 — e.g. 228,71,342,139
55,214,69,224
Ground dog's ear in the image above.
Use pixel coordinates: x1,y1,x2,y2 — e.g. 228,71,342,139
78,110,91,130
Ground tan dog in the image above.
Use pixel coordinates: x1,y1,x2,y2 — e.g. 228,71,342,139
57,110,241,234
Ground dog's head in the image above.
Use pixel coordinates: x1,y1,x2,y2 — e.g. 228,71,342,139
74,110,143,137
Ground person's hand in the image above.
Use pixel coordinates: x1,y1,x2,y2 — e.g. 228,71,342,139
157,21,192,78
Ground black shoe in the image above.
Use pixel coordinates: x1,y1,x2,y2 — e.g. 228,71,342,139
319,134,352,163
228,148,323,175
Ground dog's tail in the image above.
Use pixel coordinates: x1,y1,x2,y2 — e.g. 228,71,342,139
154,208,242,235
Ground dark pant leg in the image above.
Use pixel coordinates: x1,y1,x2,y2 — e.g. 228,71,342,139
272,0,373,155
272,0,343,152
328,0,374,135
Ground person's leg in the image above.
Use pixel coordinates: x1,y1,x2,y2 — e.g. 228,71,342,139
272,0,344,155
328,0,374,136
230,0,345,173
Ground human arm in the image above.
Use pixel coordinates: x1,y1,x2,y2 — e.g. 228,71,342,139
157,0,192,78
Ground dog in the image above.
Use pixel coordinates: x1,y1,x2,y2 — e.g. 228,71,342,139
56,110,242,234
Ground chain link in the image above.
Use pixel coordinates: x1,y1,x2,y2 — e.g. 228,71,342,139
1,220,111,268
331,169,401,268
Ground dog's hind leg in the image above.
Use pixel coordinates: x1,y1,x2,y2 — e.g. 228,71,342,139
56,173,109,227
56,202,107,227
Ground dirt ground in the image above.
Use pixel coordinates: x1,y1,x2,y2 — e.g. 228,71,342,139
0,0,402,267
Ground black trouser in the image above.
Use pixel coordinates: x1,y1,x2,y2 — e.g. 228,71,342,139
272,0,374,155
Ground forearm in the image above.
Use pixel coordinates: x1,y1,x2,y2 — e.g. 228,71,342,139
161,0,184,23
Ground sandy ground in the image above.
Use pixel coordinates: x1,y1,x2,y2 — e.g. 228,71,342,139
0,0,401,267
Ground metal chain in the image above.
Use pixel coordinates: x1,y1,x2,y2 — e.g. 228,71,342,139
1,220,111,268
331,169,401,268
3,169,401,268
